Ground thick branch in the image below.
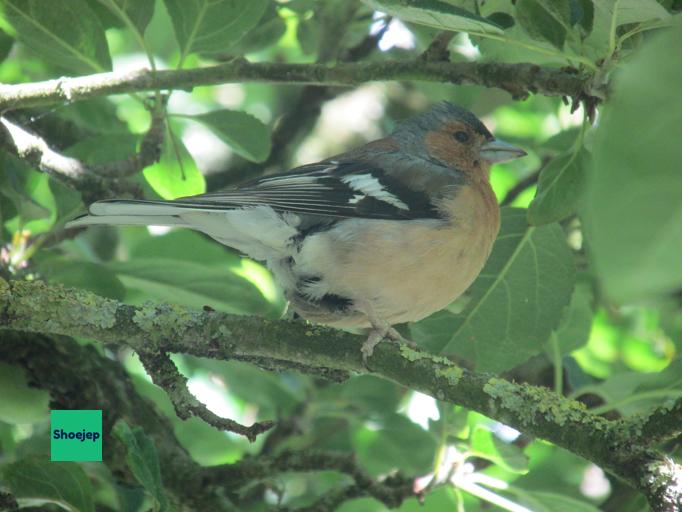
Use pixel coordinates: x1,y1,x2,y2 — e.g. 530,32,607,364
0,60,595,112
0,278,679,511
629,397,682,446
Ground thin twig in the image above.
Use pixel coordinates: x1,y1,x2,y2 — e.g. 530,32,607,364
137,350,274,442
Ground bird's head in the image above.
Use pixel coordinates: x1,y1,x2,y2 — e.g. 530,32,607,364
393,101,527,177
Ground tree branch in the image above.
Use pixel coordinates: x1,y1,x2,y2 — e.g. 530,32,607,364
0,105,163,199
0,60,597,112
137,349,274,441
208,451,416,508
628,396,682,447
0,278,679,511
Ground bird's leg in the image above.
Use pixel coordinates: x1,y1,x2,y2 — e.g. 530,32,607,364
355,301,415,365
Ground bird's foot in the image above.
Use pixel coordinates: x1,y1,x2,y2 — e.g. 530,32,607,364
361,323,416,367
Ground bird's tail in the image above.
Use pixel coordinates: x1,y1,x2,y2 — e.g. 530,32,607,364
66,199,190,229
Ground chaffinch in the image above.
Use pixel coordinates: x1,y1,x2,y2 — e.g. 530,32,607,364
68,102,526,360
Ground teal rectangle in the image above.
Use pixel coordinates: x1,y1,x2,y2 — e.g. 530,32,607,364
50,410,102,462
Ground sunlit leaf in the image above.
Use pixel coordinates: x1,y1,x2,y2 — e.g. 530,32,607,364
412,208,575,372
143,129,205,200
362,0,505,34
112,420,168,512
0,0,111,73
3,458,95,512
163,0,267,59
182,110,271,163
585,29,682,301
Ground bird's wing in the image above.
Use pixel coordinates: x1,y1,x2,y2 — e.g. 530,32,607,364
170,161,442,220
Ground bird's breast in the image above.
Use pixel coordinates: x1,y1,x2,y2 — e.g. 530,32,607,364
291,181,500,327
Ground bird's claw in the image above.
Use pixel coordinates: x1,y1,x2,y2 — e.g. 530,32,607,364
361,325,415,368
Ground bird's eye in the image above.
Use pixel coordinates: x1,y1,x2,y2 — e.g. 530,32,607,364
453,131,470,143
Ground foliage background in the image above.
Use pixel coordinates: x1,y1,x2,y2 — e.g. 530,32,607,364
0,0,681,511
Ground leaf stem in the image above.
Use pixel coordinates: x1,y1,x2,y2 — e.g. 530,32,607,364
608,0,622,58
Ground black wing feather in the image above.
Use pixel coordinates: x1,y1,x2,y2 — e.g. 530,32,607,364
171,161,441,220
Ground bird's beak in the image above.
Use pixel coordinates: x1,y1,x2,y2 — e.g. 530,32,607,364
480,139,527,163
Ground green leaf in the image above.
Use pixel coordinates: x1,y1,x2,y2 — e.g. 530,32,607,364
96,0,155,33
411,208,575,372
0,0,111,73
362,0,505,34
232,2,286,54
0,362,49,424
163,0,267,59
112,420,168,512
297,16,320,55
353,413,437,476
0,27,13,62
107,258,274,316
36,256,126,300
125,229,285,314
0,157,51,224
570,0,594,34
516,0,571,48
183,110,271,163
340,375,402,418
596,0,671,26
1,161,57,235
528,148,589,225
143,129,206,200
585,29,682,301
3,458,95,512
545,281,594,355
542,128,581,153
470,426,529,474
66,134,141,165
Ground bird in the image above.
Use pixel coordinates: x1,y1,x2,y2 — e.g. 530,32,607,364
67,102,526,362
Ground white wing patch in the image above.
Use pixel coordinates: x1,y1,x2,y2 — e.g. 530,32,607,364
340,174,410,211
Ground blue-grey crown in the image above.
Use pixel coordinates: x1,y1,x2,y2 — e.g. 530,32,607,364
393,101,493,140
